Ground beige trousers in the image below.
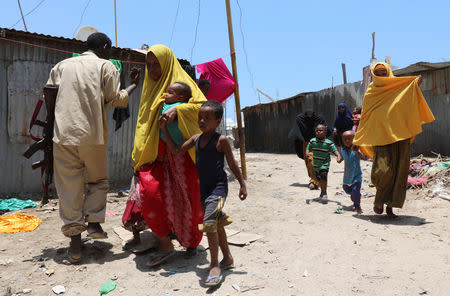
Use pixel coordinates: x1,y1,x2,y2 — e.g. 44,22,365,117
53,143,109,237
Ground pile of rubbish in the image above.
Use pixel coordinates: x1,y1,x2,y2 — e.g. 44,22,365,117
408,154,450,201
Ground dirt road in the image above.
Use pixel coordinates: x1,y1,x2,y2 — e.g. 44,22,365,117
1,152,449,295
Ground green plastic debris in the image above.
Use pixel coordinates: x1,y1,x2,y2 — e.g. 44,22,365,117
334,208,345,214
99,280,116,295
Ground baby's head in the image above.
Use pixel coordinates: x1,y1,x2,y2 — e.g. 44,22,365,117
315,124,327,139
198,79,210,96
198,100,223,133
165,82,192,104
342,130,355,148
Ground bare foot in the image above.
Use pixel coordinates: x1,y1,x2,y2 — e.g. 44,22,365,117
386,206,398,219
219,257,234,267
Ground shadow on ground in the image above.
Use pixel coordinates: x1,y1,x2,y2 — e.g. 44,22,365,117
353,214,432,226
25,240,132,265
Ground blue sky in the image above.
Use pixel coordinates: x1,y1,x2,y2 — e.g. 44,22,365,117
2,0,450,122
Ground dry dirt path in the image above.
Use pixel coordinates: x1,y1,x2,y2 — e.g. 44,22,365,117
1,152,449,295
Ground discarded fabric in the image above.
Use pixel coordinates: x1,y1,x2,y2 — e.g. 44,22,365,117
0,198,37,211
0,213,41,233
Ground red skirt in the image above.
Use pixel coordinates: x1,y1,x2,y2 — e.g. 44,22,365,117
135,141,203,248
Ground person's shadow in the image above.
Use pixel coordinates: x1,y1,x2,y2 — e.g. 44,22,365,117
290,182,310,188
134,247,247,293
25,240,132,265
353,214,432,226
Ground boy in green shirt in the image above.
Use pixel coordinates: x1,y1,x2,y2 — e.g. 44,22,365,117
306,124,343,203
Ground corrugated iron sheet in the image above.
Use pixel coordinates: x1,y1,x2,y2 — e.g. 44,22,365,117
243,75,449,157
0,29,143,193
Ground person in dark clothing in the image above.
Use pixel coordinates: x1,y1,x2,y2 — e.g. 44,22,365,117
332,103,353,146
160,100,247,287
295,111,328,189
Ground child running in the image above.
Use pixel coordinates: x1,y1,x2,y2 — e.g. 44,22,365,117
160,100,247,287
306,124,343,203
341,130,366,213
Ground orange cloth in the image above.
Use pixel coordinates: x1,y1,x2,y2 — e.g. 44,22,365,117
0,213,42,233
353,62,435,158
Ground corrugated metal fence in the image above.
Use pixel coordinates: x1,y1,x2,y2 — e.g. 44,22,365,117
243,73,450,156
0,30,145,193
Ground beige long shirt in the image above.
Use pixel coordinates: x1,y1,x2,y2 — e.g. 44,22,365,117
46,51,129,146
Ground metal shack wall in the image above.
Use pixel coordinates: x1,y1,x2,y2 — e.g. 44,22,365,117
0,37,144,194
243,76,448,156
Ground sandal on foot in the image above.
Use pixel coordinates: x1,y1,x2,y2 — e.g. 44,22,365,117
66,249,81,264
87,231,108,239
146,251,175,267
204,274,223,287
219,262,235,270
373,205,383,215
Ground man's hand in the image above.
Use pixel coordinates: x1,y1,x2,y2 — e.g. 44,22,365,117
162,106,177,123
239,185,247,200
337,155,343,163
129,67,141,85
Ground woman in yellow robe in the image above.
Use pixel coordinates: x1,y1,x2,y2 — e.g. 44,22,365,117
126,45,206,266
353,63,434,218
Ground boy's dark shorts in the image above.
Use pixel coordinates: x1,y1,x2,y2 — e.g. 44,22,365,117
315,170,329,181
198,194,232,233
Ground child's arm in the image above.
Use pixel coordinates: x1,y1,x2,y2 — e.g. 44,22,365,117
354,148,368,160
305,142,311,158
159,116,197,154
218,136,247,200
334,150,343,163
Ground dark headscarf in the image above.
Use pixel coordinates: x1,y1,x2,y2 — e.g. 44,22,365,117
333,103,353,132
295,110,327,142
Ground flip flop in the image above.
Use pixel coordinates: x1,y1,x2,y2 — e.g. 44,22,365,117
66,249,81,264
219,262,235,270
146,251,175,267
87,231,108,239
204,274,223,287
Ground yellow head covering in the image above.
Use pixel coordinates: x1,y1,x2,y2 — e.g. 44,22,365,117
132,45,206,169
353,62,435,158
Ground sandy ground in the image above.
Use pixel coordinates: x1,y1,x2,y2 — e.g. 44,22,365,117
1,152,449,296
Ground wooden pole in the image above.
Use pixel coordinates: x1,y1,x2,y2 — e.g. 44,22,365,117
341,63,347,84
114,0,118,47
225,0,247,180
371,32,376,60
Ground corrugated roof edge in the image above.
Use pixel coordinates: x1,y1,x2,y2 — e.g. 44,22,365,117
242,92,311,112
393,61,450,76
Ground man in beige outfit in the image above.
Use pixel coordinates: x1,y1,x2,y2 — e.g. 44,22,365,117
46,33,140,263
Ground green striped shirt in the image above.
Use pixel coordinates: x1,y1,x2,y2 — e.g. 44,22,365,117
307,137,337,172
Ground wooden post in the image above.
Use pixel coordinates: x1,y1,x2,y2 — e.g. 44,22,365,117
371,32,376,60
341,63,347,84
114,0,118,47
225,0,247,180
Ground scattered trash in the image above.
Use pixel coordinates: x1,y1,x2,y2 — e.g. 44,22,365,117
335,208,344,214
169,270,178,277
99,280,117,295
52,285,66,294
22,288,32,294
0,258,13,265
232,284,241,292
161,292,171,296
408,176,428,186
266,195,279,199
110,275,118,281
45,269,55,276
361,192,375,197
303,269,308,277
105,211,118,217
